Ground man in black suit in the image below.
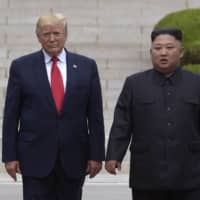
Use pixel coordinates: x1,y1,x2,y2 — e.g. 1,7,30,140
2,12,105,200
105,28,200,200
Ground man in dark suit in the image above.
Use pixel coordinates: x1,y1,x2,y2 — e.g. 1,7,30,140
2,12,105,200
105,28,200,200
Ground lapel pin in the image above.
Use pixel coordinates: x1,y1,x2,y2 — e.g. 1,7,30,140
73,64,78,69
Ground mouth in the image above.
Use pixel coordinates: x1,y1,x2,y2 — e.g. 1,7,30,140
47,43,58,47
48,47,58,50
160,58,168,64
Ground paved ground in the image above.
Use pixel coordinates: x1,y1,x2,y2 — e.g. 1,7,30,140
0,174,132,200
0,183,132,200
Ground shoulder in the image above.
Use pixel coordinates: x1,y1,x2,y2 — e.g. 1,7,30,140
11,51,42,65
67,50,96,64
119,69,152,92
67,50,98,76
9,51,42,72
126,69,152,83
181,69,200,82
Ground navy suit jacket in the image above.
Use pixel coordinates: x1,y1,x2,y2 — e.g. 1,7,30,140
2,50,105,178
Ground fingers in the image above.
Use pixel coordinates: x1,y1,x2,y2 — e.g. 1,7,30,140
88,167,98,178
105,160,117,174
16,162,21,174
105,160,121,175
87,161,102,178
116,162,121,171
5,161,21,181
87,160,121,178
7,169,17,181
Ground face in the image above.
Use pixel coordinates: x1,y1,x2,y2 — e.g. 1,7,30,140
37,22,67,57
150,34,184,74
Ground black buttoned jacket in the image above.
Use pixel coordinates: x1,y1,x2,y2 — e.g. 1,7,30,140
106,68,200,190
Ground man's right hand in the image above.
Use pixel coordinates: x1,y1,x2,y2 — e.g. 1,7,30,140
105,160,121,175
5,161,21,181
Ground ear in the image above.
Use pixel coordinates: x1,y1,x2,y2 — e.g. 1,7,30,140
179,47,184,58
36,31,41,42
64,32,67,41
150,47,152,55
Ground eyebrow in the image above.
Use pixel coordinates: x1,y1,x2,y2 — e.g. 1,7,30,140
153,43,175,45
152,42,177,46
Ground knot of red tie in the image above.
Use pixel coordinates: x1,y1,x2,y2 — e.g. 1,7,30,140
51,56,59,63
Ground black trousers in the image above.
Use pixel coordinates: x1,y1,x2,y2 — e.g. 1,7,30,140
22,159,85,200
132,189,200,200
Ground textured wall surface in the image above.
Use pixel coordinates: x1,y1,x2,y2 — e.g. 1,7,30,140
0,0,200,173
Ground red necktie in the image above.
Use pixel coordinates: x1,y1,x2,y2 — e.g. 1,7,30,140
51,56,64,113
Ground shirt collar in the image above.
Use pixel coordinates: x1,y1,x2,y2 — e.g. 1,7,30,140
42,49,66,64
152,67,182,86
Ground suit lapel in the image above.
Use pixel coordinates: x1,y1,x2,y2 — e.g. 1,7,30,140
61,50,76,112
33,50,77,114
33,51,57,113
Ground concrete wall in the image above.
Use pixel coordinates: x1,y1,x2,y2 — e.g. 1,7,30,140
0,0,200,173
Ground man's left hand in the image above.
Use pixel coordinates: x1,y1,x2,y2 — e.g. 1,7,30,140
86,160,102,178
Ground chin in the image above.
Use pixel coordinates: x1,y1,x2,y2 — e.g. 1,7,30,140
48,51,59,56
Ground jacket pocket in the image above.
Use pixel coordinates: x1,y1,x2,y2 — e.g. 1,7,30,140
19,132,36,142
133,142,150,154
135,96,156,105
183,97,199,105
188,141,200,152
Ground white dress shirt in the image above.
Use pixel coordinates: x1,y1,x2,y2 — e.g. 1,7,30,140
42,49,67,91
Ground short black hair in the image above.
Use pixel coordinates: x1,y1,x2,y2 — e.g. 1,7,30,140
151,28,182,42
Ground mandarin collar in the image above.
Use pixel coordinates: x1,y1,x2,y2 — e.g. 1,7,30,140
152,67,182,86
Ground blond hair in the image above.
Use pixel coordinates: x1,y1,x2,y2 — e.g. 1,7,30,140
36,13,67,35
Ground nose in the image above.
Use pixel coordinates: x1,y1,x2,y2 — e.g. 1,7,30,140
160,47,167,55
49,33,56,41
